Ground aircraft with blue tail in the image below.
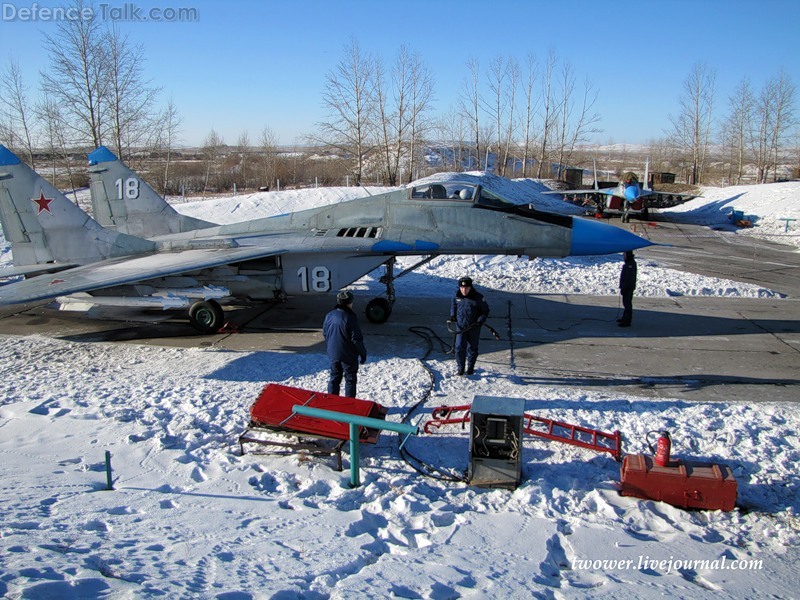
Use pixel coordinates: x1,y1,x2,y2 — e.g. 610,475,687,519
545,159,697,222
0,144,653,332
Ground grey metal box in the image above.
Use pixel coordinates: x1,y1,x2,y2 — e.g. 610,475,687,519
468,396,525,489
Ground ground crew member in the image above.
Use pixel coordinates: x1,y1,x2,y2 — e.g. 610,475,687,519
618,251,637,327
448,276,490,375
323,290,367,397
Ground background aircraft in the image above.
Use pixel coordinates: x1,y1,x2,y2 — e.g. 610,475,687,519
0,145,653,332
545,160,697,222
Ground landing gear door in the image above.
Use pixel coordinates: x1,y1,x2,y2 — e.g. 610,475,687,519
280,253,389,295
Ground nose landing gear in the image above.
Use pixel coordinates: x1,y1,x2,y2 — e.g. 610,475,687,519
364,256,435,324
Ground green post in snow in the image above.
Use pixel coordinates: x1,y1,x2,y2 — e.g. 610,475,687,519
291,405,418,488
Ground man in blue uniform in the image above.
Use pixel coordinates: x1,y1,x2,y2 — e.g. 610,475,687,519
618,251,637,327
448,276,490,376
323,290,367,397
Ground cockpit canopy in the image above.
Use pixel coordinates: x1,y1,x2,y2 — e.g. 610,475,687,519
408,182,519,211
408,180,572,228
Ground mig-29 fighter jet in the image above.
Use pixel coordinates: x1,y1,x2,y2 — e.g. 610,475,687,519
545,159,697,222
0,144,653,332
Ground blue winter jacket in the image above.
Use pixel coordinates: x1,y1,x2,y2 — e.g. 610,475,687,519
619,258,638,293
323,305,367,365
450,288,490,330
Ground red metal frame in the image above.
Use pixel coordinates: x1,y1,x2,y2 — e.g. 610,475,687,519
424,404,622,461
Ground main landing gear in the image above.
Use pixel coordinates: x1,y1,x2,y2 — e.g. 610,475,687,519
189,299,224,333
364,256,436,324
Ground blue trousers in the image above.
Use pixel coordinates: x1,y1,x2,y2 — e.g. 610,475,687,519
328,360,359,398
620,290,634,325
454,327,481,371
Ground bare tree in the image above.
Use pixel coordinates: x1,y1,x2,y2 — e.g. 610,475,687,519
374,45,434,184
403,48,434,182
555,66,601,177
434,109,468,172
105,24,161,161
40,0,107,147
520,54,539,177
316,37,377,185
486,55,507,175
669,62,717,184
460,57,482,170
0,58,37,168
259,125,279,190
202,128,224,197
485,55,519,176
722,78,755,184
35,94,81,199
236,131,250,190
154,97,182,195
765,70,796,182
502,59,520,177
554,60,575,179
375,56,394,184
536,50,558,178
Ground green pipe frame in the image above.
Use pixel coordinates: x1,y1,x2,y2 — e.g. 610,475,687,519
291,405,418,487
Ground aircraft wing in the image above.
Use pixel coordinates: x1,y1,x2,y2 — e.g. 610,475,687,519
0,262,78,282
0,246,286,306
542,188,614,196
641,189,698,198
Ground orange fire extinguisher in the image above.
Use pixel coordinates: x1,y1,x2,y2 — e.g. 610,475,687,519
647,430,672,467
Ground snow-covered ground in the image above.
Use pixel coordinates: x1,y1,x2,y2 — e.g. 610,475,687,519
1,176,798,598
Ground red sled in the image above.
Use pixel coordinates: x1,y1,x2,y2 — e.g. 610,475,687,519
247,383,387,442
239,384,387,470
620,454,737,511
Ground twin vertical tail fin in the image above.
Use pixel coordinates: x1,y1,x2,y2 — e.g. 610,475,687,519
0,144,155,269
88,146,216,237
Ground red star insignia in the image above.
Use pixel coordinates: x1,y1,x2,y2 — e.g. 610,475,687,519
32,191,54,215
49,278,65,285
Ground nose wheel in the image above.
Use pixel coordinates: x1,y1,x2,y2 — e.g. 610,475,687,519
365,297,392,324
363,255,435,324
365,258,395,324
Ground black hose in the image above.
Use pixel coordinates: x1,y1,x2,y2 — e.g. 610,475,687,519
397,325,469,484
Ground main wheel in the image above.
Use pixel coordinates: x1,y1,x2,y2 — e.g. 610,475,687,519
189,300,224,333
365,298,392,324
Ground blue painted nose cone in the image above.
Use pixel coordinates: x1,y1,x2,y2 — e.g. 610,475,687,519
569,217,654,256
624,184,639,201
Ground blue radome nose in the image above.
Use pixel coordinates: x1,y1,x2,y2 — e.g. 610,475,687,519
569,217,654,256
624,184,639,201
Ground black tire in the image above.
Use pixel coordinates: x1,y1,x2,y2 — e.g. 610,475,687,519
365,297,392,324
189,300,224,333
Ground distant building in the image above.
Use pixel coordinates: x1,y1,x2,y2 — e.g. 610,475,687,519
648,172,676,186
564,168,583,187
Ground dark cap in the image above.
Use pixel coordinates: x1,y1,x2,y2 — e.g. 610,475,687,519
336,290,354,304
458,276,473,287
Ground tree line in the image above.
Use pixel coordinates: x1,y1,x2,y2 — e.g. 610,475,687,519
1,2,797,194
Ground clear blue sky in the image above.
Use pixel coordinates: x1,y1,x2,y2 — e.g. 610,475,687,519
2,0,799,147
